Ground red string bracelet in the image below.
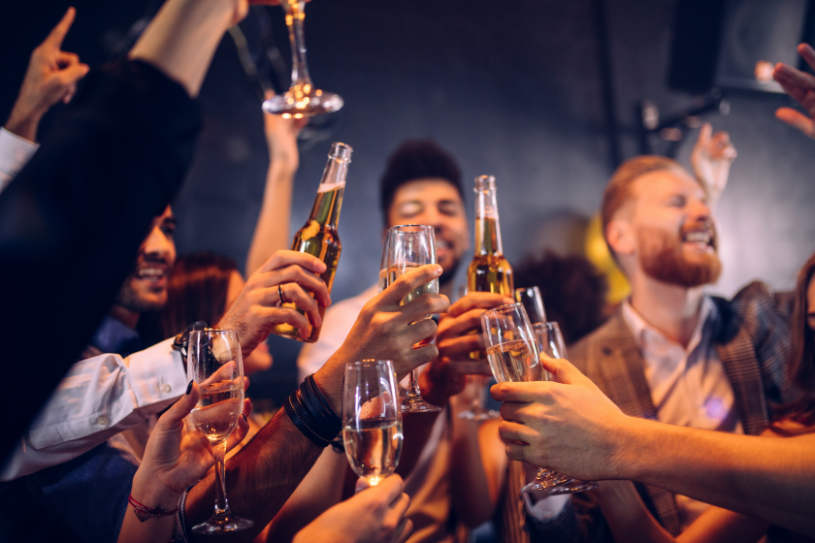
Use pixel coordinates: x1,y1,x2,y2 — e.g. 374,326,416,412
128,494,179,522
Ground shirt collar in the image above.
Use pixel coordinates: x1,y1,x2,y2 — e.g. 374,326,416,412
621,296,718,355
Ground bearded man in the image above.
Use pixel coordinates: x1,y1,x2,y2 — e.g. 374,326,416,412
552,129,796,540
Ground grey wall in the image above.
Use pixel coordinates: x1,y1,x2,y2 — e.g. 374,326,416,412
3,0,814,399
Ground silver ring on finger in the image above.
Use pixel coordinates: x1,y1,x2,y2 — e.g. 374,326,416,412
278,283,288,306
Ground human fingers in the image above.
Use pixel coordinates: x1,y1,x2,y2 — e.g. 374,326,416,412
261,250,327,276
437,334,484,361
393,518,413,543
267,282,322,331
400,343,440,374
257,305,311,338
366,474,405,504
397,294,449,325
225,399,252,452
56,63,89,87
56,51,80,67
696,122,712,147
270,265,331,307
773,63,815,102
436,308,488,340
379,265,443,307
710,131,736,159
775,107,815,137
447,292,513,317
490,381,550,402
799,43,815,73
44,6,76,48
497,420,538,445
499,401,534,424
538,354,591,385
62,84,76,104
155,383,199,431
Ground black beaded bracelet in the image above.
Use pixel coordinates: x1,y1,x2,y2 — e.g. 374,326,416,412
284,375,342,448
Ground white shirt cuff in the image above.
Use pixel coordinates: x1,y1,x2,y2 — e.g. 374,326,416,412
0,127,38,193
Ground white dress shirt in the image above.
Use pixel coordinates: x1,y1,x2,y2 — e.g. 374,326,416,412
297,284,379,381
621,297,742,527
0,127,38,193
1,338,187,481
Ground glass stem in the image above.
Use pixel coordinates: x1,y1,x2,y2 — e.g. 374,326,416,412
213,441,231,519
409,368,422,400
284,0,313,88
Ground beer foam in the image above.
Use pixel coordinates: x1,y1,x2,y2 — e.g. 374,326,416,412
318,181,346,192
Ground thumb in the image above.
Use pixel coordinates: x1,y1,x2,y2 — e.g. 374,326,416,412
539,353,588,386
58,63,89,86
155,382,199,430
697,122,712,146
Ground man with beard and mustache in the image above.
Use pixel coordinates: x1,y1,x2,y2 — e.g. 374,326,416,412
291,140,509,543
511,126,796,542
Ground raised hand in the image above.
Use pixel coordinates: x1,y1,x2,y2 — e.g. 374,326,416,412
217,250,331,357
773,43,815,139
5,7,89,141
292,475,412,543
490,354,628,481
129,384,251,511
690,123,737,203
264,91,308,174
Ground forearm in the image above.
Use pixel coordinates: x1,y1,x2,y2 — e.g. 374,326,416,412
128,0,234,97
617,418,815,533
118,474,180,543
448,405,500,526
246,164,295,274
261,448,348,542
594,481,676,543
185,408,323,541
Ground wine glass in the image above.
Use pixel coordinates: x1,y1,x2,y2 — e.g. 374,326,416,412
187,329,253,534
262,0,343,118
481,305,593,496
342,359,404,487
514,286,547,324
383,224,441,413
532,321,598,495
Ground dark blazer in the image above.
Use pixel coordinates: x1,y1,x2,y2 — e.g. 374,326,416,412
568,280,795,535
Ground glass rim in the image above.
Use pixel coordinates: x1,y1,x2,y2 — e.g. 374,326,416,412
387,224,434,232
483,302,525,315
346,358,395,368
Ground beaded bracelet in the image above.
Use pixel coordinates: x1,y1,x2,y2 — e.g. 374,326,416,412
128,494,179,522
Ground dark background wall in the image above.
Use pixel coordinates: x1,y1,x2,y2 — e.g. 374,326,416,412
3,0,814,400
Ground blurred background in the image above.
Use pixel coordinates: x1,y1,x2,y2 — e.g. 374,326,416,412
2,0,814,402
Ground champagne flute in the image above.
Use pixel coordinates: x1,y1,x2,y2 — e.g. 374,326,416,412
342,359,404,487
262,0,343,118
187,329,253,534
383,224,441,413
532,321,598,494
481,305,592,496
514,286,547,325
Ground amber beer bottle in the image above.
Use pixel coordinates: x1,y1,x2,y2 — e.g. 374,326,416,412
274,142,352,342
467,175,514,295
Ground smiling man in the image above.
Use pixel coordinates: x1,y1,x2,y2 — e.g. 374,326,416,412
531,133,796,540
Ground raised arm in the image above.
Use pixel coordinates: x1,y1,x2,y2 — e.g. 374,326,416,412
184,265,449,539
246,106,307,274
491,356,815,536
4,7,88,143
772,43,815,139
690,123,736,206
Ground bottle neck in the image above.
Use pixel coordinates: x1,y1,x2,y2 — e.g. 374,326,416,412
309,158,348,228
474,189,504,255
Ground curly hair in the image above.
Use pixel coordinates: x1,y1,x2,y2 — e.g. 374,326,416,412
513,250,609,344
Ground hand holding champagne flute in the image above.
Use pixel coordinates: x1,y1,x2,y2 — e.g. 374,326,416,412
342,359,404,487
384,224,441,413
187,328,253,534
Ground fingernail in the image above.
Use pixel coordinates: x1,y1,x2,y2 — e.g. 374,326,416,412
186,380,193,395
433,265,443,276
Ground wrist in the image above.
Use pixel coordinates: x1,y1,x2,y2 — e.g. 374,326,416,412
312,360,342,414
612,415,651,480
5,107,42,142
131,471,182,512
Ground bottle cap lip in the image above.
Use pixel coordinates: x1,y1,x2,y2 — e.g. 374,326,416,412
474,174,496,191
329,142,353,162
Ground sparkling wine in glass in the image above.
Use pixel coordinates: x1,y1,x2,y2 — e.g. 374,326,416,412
342,359,404,487
262,0,343,118
187,329,253,534
481,305,594,496
383,224,441,413
532,321,597,495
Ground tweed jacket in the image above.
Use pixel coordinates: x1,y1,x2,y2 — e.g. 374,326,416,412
568,280,794,536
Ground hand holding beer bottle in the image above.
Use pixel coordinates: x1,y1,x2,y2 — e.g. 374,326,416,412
274,142,351,342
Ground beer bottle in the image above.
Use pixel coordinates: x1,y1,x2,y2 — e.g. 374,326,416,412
467,175,514,295
274,142,352,342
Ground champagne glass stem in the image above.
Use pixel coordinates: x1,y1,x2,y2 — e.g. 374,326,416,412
408,368,422,402
213,441,231,519
284,0,313,88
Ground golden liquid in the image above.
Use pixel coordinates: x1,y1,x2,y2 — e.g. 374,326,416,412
274,186,343,342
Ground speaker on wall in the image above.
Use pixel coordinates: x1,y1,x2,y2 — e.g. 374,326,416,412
668,0,813,94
